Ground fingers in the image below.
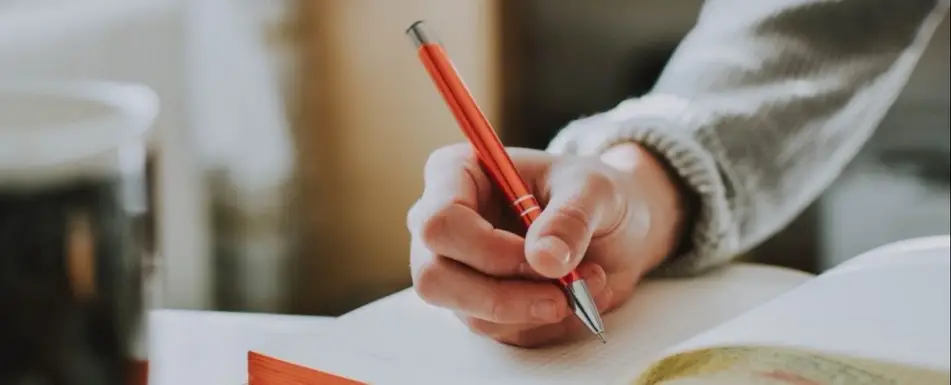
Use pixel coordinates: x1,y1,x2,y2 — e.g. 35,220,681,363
407,144,487,229
493,282,614,348
525,163,623,278
410,200,533,278
408,144,545,279
413,255,568,324
501,287,614,348
455,263,613,348
412,233,608,324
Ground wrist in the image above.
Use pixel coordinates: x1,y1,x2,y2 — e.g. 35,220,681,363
600,142,692,273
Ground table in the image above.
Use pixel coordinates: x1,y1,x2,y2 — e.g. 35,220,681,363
149,309,333,385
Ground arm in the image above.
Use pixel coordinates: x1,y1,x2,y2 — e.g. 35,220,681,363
547,0,950,276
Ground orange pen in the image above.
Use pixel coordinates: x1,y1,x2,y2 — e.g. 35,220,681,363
406,20,605,343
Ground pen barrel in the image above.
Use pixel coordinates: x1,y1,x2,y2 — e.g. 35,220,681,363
511,194,541,227
415,43,535,220
409,22,604,339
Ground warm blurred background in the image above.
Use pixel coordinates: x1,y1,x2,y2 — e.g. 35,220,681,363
2,0,947,316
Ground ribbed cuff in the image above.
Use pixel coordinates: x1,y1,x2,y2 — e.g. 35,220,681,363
547,94,739,276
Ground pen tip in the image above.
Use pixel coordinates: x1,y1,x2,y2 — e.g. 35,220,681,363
596,333,606,344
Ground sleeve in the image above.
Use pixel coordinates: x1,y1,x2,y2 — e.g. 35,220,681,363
546,0,950,276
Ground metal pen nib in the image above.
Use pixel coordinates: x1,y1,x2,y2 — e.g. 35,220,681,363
565,279,606,343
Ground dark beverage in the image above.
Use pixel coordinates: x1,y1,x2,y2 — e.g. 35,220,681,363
0,175,150,385
1,82,156,385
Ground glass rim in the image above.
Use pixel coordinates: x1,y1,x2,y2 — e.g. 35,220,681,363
0,79,159,179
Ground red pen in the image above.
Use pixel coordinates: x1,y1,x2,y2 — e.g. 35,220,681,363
406,20,605,343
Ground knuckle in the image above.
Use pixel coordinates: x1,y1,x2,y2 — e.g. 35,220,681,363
418,204,454,248
498,331,539,348
583,170,617,198
461,316,495,336
485,287,513,323
471,250,512,277
405,199,423,232
554,199,594,233
426,144,471,170
412,260,443,304
480,257,509,277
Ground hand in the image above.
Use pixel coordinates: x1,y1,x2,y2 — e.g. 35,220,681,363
406,142,687,347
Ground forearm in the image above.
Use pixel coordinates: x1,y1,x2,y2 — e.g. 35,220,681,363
549,0,949,275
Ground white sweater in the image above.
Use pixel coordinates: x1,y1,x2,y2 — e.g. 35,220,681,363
547,0,950,276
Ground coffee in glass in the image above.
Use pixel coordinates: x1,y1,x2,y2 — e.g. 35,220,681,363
0,81,158,385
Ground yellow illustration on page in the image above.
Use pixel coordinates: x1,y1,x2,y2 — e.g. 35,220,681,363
629,346,950,385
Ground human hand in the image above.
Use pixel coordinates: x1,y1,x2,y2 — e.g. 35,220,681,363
406,142,687,347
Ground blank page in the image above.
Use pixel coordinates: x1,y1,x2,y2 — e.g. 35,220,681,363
253,264,812,385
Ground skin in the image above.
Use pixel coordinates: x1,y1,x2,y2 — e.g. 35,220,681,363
406,142,688,347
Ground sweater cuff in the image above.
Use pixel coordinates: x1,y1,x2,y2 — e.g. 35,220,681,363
546,94,739,276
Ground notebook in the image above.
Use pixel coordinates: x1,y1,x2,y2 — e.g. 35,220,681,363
247,235,951,385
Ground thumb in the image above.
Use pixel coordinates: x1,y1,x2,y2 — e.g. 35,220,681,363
524,170,620,279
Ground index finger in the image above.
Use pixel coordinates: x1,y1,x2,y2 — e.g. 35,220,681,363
408,145,542,278
407,144,485,227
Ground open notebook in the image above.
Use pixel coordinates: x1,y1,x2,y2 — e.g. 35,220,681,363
247,236,950,385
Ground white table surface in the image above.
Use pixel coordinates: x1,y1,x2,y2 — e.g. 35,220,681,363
149,309,334,385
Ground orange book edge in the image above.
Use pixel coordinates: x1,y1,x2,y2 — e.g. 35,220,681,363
247,351,367,385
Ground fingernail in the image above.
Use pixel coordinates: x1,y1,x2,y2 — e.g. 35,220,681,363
530,299,559,321
534,236,571,265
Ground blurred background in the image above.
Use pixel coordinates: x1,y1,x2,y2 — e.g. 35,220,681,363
1,0,947,317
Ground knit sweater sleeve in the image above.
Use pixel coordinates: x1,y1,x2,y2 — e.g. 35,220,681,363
547,0,950,276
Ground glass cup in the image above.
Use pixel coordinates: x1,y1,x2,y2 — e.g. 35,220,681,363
0,80,158,385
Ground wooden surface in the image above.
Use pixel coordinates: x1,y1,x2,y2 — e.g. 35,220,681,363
149,309,333,385
293,0,503,315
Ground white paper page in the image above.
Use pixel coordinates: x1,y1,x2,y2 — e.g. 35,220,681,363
645,237,951,376
827,235,950,276
257,264,812,385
